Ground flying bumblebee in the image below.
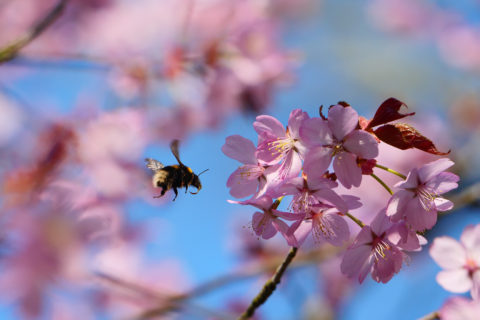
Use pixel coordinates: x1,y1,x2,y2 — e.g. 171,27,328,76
145,140,208,201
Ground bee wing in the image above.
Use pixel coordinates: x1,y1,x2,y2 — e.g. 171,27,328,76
170,139,184,166
145,158,164,171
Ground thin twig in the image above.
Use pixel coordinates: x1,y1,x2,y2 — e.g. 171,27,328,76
0,0,68,64
371,173,393,195
238,247,298,320
345,212,365,228
375,163,407,179
445,181,480,213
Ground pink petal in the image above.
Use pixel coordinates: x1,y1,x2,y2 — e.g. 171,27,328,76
351,225,374,247
342,194,363,210
328,105,359,140
358,255,375,284
434,197,454,211
313,189,348,213
371,247,403,283
461,225,480,253
440,297,480,320
430,236,467,269
343,130,379,159
273,209,305,221
254,115,285,138
472,271,480,300
427,172,459,194
386,190,413,220
333,152,362,189
299,118,333,146
284,150,303,178
404,197,437,231
303,146,333,178
221,135,257,164
227,170,259,198
256,139,282,165
287,109,309,139
307,175,338,189
370,209,393,236
276,177,303,196
272,219,297,246
293,220,312,247
395,169,419,189
252,212,276,239
318,212,350,246
245,195,273,210
436,269,472,293
418,158,455,183
340,244,372,283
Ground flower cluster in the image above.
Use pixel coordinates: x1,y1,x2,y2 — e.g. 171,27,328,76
224,98,459,283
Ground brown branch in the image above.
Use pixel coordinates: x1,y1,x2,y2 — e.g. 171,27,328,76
418,311,440,320
0,0,68,64
238,247,298,320
447,181,480,212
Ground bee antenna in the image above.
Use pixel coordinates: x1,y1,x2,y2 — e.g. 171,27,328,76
198,169,209,176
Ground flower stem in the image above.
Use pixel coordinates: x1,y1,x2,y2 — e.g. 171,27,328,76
375,164,407,179
371,173,393,195
345,212,365,228
238,247,298,320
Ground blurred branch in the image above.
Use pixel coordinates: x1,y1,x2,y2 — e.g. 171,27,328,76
418,311,440,320
0,0,68,64
99,246,340,319
238,247,298,320
441,181,480,215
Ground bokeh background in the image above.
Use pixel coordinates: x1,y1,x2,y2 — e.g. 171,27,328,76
1,0,479,319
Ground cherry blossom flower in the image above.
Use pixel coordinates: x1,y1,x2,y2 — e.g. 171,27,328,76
229,195,303,245
276,174,347,214
340,209,425,283
301,105,379,189
430,224,480,300
254,109,309,179
222,135,281,199
439,297,480,320
386,158,459,231
292,195,361,247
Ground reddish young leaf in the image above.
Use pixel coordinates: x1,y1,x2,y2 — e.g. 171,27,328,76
367,98,415,129
374,123,450,155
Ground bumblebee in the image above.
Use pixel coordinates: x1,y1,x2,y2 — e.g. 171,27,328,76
145,140,207,201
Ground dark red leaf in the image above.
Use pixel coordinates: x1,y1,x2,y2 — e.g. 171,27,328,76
367,98,415,129
374,123,450,155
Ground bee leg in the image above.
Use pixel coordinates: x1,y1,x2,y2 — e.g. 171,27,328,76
154,188,166,198
185,184,188,194
172,188,178,201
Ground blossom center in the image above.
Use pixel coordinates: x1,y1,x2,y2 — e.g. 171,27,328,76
289,190,311,213
327,139,344,156
465,258,479,275
416,184,438,211
312,214,334,241
237,165,264,180
372,236,391,262
267,137,294,159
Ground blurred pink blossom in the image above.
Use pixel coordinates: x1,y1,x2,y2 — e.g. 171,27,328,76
430,224,480,299
439,297,480,320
